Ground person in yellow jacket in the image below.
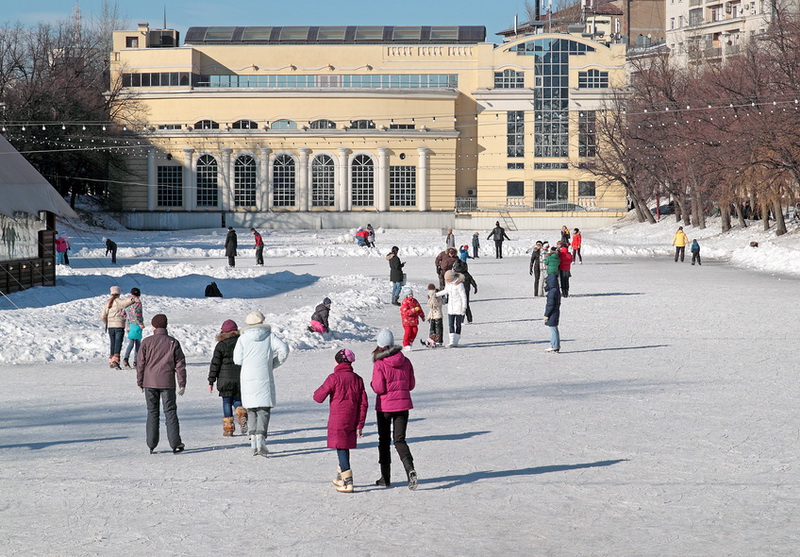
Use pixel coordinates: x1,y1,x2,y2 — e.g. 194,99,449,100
672,226,689,262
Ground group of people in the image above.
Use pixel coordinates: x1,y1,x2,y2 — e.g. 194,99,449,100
672,226,702,265
224,226,268,267
100,286,144,369
355,224,376,248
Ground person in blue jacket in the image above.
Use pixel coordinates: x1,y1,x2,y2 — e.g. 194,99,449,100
690,239,702,266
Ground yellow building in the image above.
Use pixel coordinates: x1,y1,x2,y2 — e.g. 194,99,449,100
110,23,627,229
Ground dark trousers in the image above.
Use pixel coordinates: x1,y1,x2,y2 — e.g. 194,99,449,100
429,318,443,342
108,328,124,356
494,240,503,258
464,289,473,323
572,247,582,263
448,313,464,335
337,448,351,472
228,256,236,267
559,269,570,297
533,267,541,296
255,245,264,265
377,410,412,469
144,388,182,451
692,251,701,265
108,248,117,264
674,246,685,262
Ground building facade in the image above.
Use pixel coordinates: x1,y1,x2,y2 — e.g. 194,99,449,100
110,23,627,229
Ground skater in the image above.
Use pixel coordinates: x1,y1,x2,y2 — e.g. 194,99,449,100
309,297,332,333
529,241,543,297
55,232,67,265
136,313,186,454
691,239,702,266
102,237,118,264
436,269,468,347
571,228,582,264
434,247,458,290
225,227,238,267
422,283,443,348
545,244,561,276
371,329,418,490
233,311,290,457
399,286,425,350
453,258,478,323
387,246,405,306
458,245,471,262
313,349,368,494
251,228,264,266
487,221,510,258
446,228,456,249
472,232,480,258
537,242,550,297
672,226,689,262
122,287,144,368
558,244,573,297
543,274,562,353
208,319,247,437
101,285,134,369
366,224,376,248
560,225,571,248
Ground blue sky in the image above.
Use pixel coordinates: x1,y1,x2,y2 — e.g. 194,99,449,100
3,1,532,42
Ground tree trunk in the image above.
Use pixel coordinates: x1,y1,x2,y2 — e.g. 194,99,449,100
772,197,787,236
720,203,731,232
762,201,771,231
734,202,747,228
638,197,657,224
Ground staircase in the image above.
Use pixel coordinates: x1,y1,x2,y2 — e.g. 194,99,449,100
498,210,518,232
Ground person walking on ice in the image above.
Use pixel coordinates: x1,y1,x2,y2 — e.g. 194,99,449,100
543,274,562,353
251,228,264,266
437,269,468,347
487,221,510,259
399,286,425,350
208,319,247,437
102,237,118,264
313,349,368,493
672,226,689,263
225,226,238,267
691,239,702,266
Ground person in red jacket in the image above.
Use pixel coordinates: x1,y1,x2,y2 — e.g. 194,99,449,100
251,228,264,266
313,349,368,493
558,245,573,297
371,329,418,490
399,286,426,350
571,228,582,264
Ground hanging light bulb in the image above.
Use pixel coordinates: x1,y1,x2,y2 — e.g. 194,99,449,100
21,125,26,131
42,125,46,131
82,125,86,131
62,124,66,130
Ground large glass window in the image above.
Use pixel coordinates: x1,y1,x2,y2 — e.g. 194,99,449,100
273,155,296,207
507,181,525,197
196,155,219,207
533,40,573,158
507,111,525,158
350,120,376,130
310,119,337,129
196,74,458,89
578,181,596,197
271,119,297,130
579,111,597,157
311,155,335,207
195,120,219,130
157,166,182,207
232,119,258,130
494,69,524,89
234,155,257,207
389,166,416,207
534,181,568,209
351,155,374,207
578,69,609,88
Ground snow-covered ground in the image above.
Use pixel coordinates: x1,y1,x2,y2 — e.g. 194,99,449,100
1,216,798,555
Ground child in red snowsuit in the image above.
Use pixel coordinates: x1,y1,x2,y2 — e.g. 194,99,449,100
399,286,425,350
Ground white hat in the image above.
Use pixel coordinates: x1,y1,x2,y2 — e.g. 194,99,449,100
245,311,265,325
376,329,394,347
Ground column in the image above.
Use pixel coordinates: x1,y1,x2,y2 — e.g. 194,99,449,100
417,147,429,211
267,152,276,209
220,147,233,211
377,147,390,212
182,148,195,211
336,148,350,212
147,148,157,210
259,147,271,211
297,148,311,211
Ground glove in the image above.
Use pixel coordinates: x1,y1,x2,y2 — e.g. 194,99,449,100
529,270,533,276
178,387,185,396
473,286,478,294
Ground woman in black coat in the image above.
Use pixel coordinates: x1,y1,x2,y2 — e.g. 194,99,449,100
387,246,405,306
543,274,561,353
208,319,246,436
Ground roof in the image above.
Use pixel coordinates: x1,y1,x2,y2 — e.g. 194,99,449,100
496,20,545,36
184,26,486,45
593,4,624,16
0,135,79,219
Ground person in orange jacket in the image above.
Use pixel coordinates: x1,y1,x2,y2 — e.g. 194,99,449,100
672,226,689,262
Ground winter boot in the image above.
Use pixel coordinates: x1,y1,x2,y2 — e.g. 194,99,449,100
122,358,130,368
235,406,248,435
255,434,269,457
332,466,344,488
337,469,354,493
391,296,401,306
222,417,235,437
110,354,121,369
376,463,391,487
402,456,418,491
451,333,460,347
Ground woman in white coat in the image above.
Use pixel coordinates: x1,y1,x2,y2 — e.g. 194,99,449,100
233,311,290,456
436,270,468,347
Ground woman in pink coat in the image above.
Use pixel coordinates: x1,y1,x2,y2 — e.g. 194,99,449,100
371,329,418,490
313,349,368,493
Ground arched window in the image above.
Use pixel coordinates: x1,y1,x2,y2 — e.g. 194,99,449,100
196,154,219,207
194,120,219,130
494,68,524,89
271,119,297,130
351,154,374,207
311,155,335,207
350,119,376,130
310,119,336,129
234,155,257,207
232,119,258,129
273,154,296,207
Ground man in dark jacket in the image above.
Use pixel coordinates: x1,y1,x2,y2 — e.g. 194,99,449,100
387,246,405,306
529,241,543,297
487,221,510,259
102,237,118,264
137,314,187,453
225,227,238,267
544,274,561,353
434,247,459,289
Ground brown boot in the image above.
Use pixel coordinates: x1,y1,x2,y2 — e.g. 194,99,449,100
235,406,248,435
222,417,235,437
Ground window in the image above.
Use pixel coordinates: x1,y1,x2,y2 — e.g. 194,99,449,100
579,111,597,157
157,124,182,130
195,120,220,130
430,26,459,40
671,17,676,29
532,39,574,158
689,8,703,25
311,155,335,207
241,27,273,41
121,72,193,88
310,119,337,129
393,27,422,40
317,26,346,41
534,181,568,208
157,166,182,207
125,36,139,48
273,155,296,207
390,123,416,130
196,155,219,207
196,74,458,89
389,166,416,207
232,120,258,130
578,181,596,197
578,69,609,88
494,69,524,89
234,155,257,207
534,162,569,170
507,162,524,169
351,154,374,207
350,120,376,130
271,119,297,130
279,27,309,41
355,26,383,41
507,111,525,158
507,181,525,197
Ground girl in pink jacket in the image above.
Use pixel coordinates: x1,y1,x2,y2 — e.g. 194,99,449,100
313,349,368,493
371,329,418,490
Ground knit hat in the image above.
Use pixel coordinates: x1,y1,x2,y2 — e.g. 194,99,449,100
109,285,121,295
101,237,108,243
220,319,238,333
401,286,413,298
245,311,265,325
335,349,356,364
322,297,332,307
151,314,168,328
376,329,394,348
427,283,436,291
444,270,455,282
